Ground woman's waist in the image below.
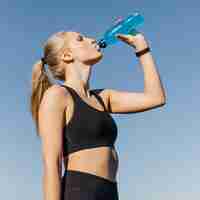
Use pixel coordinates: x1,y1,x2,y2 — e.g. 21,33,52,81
64,147,119,180
65,146,118,164
65,162,118,183
67,155,118,170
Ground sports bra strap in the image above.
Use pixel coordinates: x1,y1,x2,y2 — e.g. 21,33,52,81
60,85,107,112
60,84,77,101
90,89,107,112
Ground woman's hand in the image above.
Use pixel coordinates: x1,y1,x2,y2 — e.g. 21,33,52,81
116,32,149,52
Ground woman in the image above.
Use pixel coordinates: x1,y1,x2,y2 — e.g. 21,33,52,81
30,30,166,200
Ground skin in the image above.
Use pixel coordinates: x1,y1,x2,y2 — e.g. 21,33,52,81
39,31,166,200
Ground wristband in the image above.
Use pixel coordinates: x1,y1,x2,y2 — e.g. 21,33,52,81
135,47,150,57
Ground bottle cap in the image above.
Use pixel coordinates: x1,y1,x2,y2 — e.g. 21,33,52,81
97,39,107,48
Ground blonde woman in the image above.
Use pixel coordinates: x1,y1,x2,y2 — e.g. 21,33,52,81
30,30,166,200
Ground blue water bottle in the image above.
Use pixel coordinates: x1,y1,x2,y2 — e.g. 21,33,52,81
97,13,144,49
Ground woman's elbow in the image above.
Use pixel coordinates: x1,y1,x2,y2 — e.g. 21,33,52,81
157,97,166,107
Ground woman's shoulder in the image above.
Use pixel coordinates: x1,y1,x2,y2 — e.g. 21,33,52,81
40,84,69,111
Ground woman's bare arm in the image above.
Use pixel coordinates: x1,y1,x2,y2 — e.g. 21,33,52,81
105,33,166,114
38,85,67,200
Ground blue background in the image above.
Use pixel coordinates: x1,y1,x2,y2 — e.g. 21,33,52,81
1,0,200,199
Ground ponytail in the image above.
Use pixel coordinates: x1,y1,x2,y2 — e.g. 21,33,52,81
29,31,68,137
30,59,52,137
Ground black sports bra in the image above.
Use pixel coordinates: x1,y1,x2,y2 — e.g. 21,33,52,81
60,84,118,157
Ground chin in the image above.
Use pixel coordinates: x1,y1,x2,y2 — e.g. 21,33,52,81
94,53,103,64
86,53,103,65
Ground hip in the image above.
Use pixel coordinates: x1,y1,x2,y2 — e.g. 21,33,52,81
61,169,119,200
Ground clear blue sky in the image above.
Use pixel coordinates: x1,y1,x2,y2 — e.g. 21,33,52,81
1,0,200,199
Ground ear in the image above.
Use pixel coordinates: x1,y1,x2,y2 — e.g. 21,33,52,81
61,48,73,62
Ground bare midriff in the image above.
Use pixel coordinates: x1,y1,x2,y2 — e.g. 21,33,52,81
63,146,119,183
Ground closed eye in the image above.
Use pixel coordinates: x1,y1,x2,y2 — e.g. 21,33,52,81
77,35,84,41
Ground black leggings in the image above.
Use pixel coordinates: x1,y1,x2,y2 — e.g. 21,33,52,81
61,169,119,200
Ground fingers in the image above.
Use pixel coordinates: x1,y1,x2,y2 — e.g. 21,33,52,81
116,34,129,41
116,34,126,38
115,34,136,48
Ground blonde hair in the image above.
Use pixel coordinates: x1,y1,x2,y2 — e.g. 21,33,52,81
30,31,69,136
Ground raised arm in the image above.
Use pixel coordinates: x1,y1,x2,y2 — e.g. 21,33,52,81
106,33,166,114
38,85,67,200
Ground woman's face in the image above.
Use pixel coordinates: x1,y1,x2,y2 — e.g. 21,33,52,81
66,32,103,65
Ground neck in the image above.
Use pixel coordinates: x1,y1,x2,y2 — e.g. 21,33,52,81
63,61,92,98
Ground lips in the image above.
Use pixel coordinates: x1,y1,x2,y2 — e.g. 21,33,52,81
93,43,101,51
